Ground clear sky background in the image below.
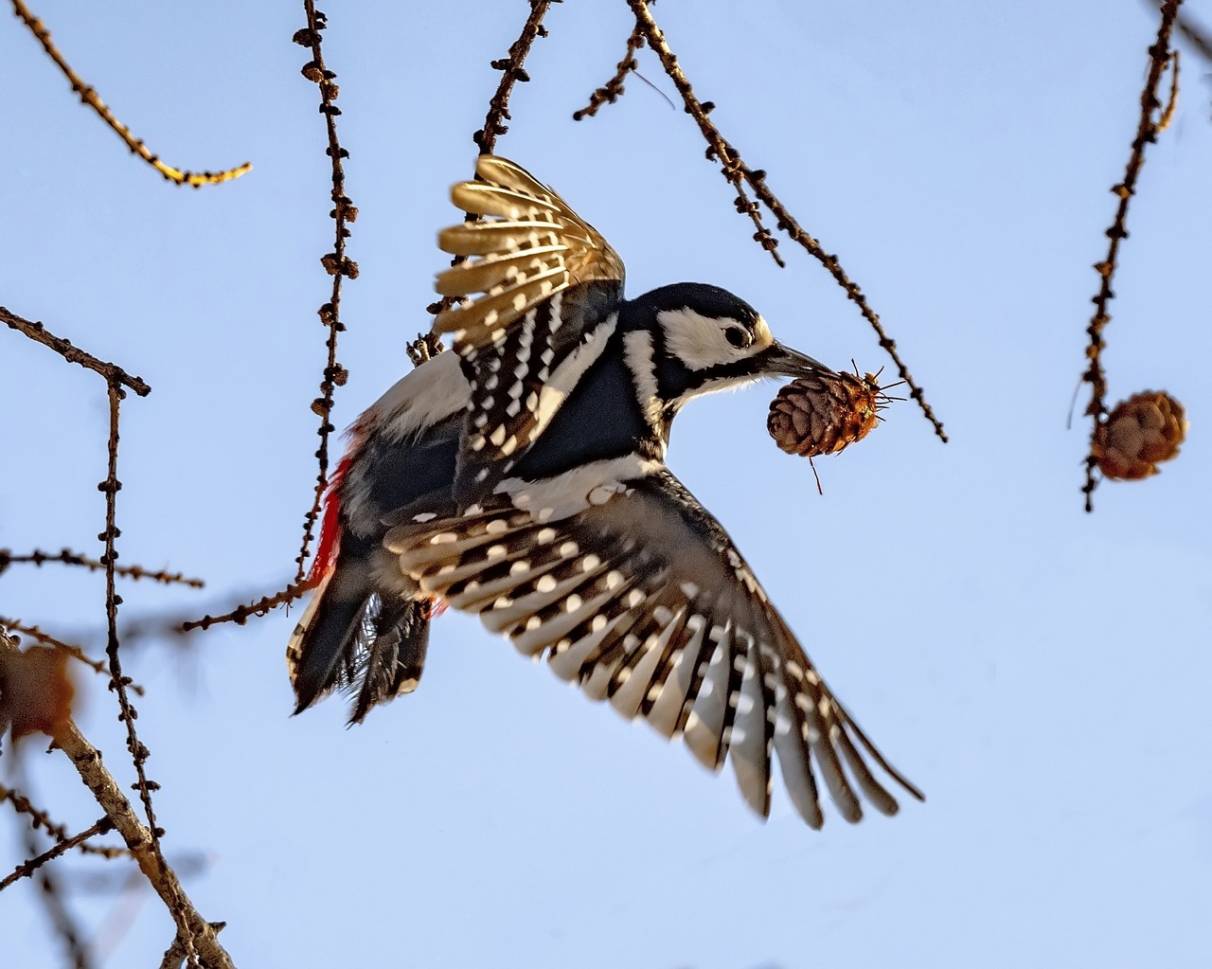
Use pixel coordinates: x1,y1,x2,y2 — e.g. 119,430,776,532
3,2,1211,967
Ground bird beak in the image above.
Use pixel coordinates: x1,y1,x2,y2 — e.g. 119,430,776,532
762,341,836,379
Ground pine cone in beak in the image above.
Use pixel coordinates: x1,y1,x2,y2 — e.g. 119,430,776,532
768,371,883,457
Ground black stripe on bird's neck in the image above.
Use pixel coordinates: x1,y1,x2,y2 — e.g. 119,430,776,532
510,329,665,480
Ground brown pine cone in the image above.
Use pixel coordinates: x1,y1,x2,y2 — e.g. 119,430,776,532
768,371,882,457
1093,391,1187,481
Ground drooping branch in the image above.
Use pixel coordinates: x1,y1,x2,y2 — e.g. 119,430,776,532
1080,0,1183,511
625,0,947,441
292,1,358,587
2,306,150,396
10,0,251,188
474,0,555,155
573,20,644,120
426,0,556,322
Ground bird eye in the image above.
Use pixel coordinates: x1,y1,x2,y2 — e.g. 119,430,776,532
725,327,750,349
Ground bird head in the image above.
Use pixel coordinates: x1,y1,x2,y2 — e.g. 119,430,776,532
621,282,835,419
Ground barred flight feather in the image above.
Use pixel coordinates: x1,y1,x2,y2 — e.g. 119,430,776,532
431,156,627,507
381,467,923,827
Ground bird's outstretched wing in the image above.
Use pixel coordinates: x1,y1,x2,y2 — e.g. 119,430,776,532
382,465,922,827
431,156,627,507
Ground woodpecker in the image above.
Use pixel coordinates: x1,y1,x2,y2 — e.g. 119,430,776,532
287,155,922,827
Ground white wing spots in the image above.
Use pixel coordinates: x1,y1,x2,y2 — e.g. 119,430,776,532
730,637,771,816
684,630,733,770
490,425,506,447
646,617,708,737
611,606,686,719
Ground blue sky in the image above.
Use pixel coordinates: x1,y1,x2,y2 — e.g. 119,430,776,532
3,2,1211,967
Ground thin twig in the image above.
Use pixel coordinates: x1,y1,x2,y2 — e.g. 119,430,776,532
1152,0,1212,61
1,306,150,396
624,1,782,269
1156,50,1181,132
427,0,555,321
179,581,309,633
97,382,200,966
625,0,947,441
572,20,645,120
475,0,554,154
21,823,94,969
1,817,113,892
1,783,130,859
292,2,358,586
1081,0,1182,511
0,547,203,588
0,617,145,696
11,0,251,188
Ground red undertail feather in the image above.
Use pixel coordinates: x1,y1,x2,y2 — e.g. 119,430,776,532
306,434,363,588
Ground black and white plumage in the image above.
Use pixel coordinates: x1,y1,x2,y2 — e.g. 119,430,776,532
286,155,922,827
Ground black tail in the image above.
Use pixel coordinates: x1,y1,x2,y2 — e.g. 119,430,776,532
287,548,430,724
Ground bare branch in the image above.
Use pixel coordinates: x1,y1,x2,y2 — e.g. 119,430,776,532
572,20,644,120
20,823,95,969
292,1,358,586
52,717,235,968
10,0,251,188
1,817,113,892
1,306,150,396
179,581,309,633
0,547,204,588
427,0,556,321
1081,0,1183,511
1,783,130,859
625,0,946,440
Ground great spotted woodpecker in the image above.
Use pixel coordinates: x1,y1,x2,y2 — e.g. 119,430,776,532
287,156,922,827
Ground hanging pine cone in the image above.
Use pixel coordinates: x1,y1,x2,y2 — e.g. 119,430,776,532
1093,390,1187,481
768,371,882,458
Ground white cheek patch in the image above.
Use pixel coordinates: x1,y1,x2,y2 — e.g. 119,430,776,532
657,308,772,371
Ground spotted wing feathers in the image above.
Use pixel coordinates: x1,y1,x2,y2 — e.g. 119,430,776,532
382,470,922,827
433,156,626,507
433,155,624,349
